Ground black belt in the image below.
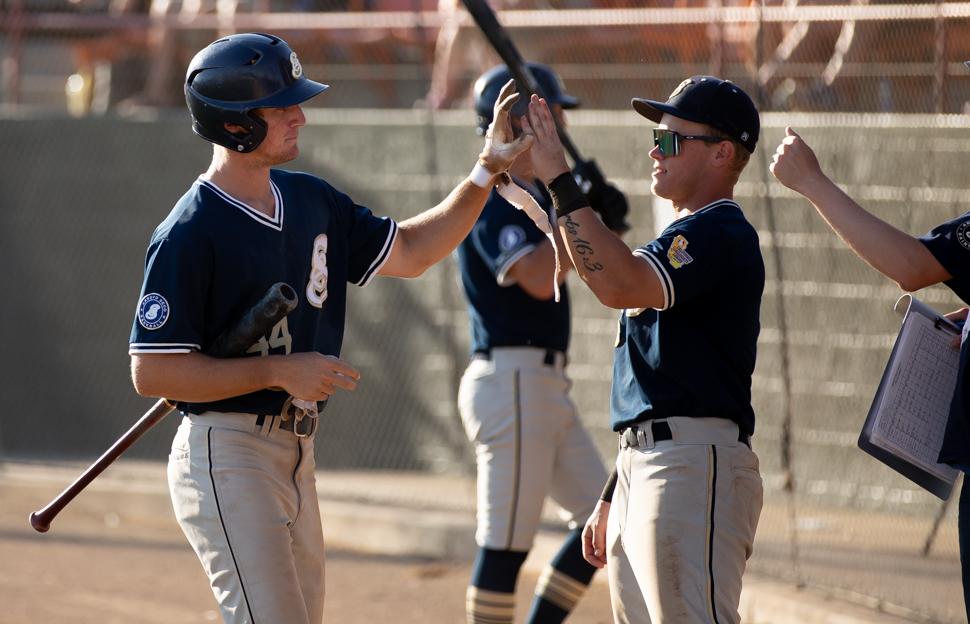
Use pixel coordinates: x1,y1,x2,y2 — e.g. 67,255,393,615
472,348,561,366
256,413,317,438
621,420,749,448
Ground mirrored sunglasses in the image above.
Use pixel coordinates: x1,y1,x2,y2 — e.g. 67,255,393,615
653,128,726,157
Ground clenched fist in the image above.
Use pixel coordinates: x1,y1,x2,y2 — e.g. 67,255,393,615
769,127,826,195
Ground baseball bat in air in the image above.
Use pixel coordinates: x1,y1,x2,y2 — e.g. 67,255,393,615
29,282,300,533
459,0,584,164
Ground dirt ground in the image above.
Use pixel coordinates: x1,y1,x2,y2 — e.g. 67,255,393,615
0,486,613,624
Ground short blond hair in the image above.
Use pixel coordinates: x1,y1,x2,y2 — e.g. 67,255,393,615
702,125,751,183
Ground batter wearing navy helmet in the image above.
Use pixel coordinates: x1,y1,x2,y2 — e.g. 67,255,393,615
458,63,629,624
128,32,531,624
523,77,765,624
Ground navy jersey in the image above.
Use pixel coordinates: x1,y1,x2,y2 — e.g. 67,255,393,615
610,199,764,435
919,212,970,466
129,169,396,416
456,179,570,353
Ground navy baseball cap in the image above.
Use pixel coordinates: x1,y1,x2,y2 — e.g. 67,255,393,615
632,76,760,153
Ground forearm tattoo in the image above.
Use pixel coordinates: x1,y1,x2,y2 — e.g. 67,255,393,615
563,214,603,272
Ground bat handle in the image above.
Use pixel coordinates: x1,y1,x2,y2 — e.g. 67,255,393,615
558,130,583,166
28,398,175,532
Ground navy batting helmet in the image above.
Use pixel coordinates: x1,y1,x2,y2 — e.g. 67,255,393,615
473,63,579,135
185,33,328,153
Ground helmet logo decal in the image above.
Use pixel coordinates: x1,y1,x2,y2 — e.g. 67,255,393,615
290,52,303,80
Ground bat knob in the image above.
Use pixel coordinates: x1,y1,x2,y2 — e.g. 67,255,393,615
29,511,51,533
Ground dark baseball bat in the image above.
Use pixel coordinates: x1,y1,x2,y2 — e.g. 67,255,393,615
460,0,583,164
29,282,300,533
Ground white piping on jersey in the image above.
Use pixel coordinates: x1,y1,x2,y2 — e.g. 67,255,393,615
496,243,537,287
197,178,284,231
128,342,199,354
632,198,742,313
634,249,673,311
357,220,399,287
690,198,739,216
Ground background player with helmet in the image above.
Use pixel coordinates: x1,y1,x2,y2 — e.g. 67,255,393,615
472,63,631,236
458,62,628,624
128,32,531,624
522,76,765,624
770,111,970,621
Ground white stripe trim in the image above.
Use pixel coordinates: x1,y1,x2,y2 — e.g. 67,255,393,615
357,220,398,287
129,343,198,354
198,178,284,232
496,244,537,287
691,198,740,216
633,250,673,310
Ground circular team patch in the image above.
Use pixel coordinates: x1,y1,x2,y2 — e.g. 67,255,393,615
498,225,526,253
958,221,970,251
138,293,169,330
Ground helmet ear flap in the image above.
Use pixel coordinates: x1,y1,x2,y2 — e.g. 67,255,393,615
217,110,269,153
186,87,268,153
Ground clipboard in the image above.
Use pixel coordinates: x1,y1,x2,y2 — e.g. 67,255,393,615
858,294,961,500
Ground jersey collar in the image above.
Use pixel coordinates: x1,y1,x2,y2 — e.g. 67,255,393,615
197,178,284,232
691,198,740,216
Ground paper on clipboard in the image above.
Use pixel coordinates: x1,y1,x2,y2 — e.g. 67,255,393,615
861,294,960,496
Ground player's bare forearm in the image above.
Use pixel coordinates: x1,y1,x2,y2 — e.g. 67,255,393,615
803,184,947,291
380,180,492,278
131,351,359,403
524,94,664,309
557,209,665,310
582,500,610,568
771,127,949,292
507,238,568,300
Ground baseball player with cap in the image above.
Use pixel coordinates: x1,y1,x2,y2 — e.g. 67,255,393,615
458,62,628,624
128,32,531,624
770,83,970,619
522,76,765,624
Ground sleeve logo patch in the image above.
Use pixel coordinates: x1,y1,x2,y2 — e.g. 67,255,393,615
138,293,169,330
667,235,693,268
498,225,527,252
957,222,970,250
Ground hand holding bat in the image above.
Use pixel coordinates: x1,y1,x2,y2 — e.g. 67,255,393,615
29,282,299,533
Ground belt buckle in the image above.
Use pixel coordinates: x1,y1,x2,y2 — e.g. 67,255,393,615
621,426,639,448
281,396,318,438
294,416,317,438
621,425,649,448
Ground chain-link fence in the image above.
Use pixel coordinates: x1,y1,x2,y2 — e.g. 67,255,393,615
1,3,968,623
6,1,970,113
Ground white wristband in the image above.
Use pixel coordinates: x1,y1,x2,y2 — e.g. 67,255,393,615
469,161,497,188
